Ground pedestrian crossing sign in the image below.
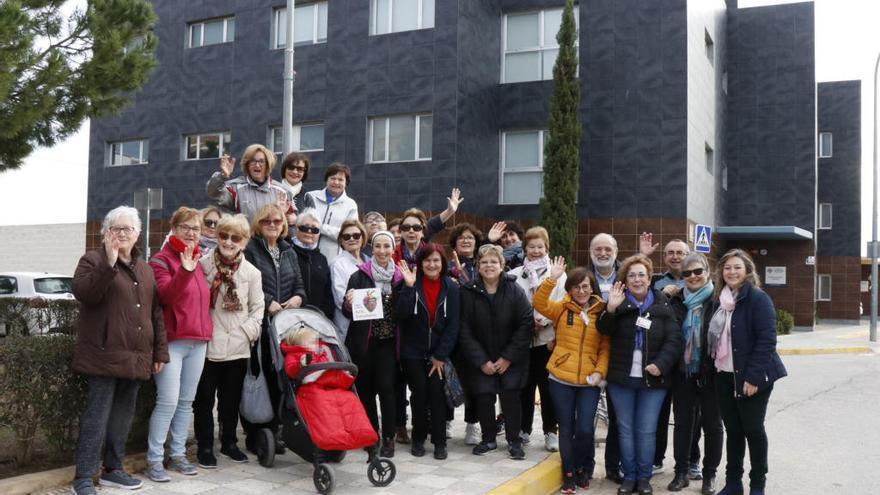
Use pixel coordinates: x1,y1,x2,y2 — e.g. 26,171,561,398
695,224,712,253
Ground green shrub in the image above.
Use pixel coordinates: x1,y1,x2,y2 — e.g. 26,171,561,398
776,309,794,335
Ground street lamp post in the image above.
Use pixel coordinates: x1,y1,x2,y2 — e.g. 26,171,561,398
872,52,879,343
282,0,296,154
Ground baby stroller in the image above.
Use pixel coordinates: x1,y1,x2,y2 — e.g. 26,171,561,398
259,306,396,494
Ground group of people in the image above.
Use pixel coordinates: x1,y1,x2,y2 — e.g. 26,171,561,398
68,145,786,495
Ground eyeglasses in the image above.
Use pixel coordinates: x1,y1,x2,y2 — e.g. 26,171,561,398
249,158,267,165
458,235,475,242
218,232,244,243
259,218,284,226
665,250,687,257
109,226,135,235
203,219,218,229
176,224,201,234
571,283,592,293
341,232,363,241
626,272,649,280
400,223,424,232
682,268,705,278
298,225,320,234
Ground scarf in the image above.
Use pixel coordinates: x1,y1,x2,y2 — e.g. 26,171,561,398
522,255,550,294
293,237,317,250
168,234,200,259
682,281,714,375
503,241,523,265
211,251,243,311
283,179,303,198
708,285,737,368
625,289,655,351
371,260,396,295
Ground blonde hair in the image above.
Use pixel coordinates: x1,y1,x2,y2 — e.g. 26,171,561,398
477,244,505,267
251,204,289,238
241,143,276,176
282,326,317,346
523,226,550,251
217,214,251,241
714,248,761,296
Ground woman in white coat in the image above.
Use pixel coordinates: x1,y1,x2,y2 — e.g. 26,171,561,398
330,219,369,341
305,162,359,264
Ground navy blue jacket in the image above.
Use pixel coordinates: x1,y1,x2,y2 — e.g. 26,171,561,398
395,275,460,361
703,282,787,396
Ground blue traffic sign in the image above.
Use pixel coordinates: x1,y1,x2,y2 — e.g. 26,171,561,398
695,224,712,253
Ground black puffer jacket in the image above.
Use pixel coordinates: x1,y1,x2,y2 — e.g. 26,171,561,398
342,262,404,363
244,236,306,315
457,274,532,395
396,275,460,361
596,288,683,388
292,242,335,320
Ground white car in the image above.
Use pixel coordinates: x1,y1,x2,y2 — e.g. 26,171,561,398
0,272,75,335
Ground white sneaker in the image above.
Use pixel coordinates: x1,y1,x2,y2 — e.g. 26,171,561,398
446,420,453,439
464,423,481,445
520,431,531,444
544,432,559,452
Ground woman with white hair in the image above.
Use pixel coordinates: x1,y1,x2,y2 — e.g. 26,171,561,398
70,206,169,495
291,207,335,319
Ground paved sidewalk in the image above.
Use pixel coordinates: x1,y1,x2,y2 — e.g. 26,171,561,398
778,319,880,354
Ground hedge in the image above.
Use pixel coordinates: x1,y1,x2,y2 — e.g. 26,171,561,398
776,308,794,335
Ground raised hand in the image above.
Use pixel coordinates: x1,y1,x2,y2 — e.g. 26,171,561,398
398,260,417,287
180,244,200,272
220,154,236,178
606,281,625,313
549,256,567,280
447,187,463,213
639,232,659,256
487,221,507,243
104,231,121,266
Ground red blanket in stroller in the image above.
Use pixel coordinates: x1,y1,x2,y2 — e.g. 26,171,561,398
282,342,378,451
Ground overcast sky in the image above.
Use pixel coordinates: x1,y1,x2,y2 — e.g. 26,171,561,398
1,0,877,253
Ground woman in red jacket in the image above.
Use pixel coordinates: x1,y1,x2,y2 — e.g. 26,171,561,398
146,207,213,482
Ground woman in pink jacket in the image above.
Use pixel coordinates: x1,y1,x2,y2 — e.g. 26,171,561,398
145,207,213,482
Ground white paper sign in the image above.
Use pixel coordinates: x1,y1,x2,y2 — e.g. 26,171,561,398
861,281,870,293
765,266,786,287
351,288,384,321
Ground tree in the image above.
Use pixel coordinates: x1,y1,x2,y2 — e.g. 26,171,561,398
0,0,157,172
539,0,580,260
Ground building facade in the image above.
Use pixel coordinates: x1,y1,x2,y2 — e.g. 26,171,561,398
87,0,861,326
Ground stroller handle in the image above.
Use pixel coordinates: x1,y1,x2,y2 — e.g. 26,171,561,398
294,361,359,386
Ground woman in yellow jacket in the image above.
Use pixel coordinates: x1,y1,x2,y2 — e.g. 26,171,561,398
533,256,610,494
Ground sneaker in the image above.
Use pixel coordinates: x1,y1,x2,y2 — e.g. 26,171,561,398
145,461,171,482
520,431,531,444
689,462,703,480
446,420,453,439
395,425,411,444
197,450,217,469
169,455,198,476
220,444,249,463
71,478,97,495
472,441,497,455
545,432,559,452
434,444,448,460
508,441,525,460
411,441,426,457
99,468,144,490
560,472,576,494
495,414,505,436
464,423,481,445
652,462,664,475
575,468,591,489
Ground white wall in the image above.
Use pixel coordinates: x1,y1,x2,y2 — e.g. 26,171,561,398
0,223,86,276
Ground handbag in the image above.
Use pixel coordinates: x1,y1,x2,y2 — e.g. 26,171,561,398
442,359,465,409
239,340,275,424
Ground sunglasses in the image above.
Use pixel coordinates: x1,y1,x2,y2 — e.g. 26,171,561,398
259,218,284,226
203,219,218,228
287,165,306,172
298,225,320,234
341,232,363,241
682,268,705,278
399,223,424,232
218,232,244,243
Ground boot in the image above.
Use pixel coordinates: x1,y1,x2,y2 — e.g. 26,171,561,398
702,476,717,495
668,472,690,491
380,437,395,458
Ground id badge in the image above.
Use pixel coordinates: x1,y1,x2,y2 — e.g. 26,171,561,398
636,316,652,330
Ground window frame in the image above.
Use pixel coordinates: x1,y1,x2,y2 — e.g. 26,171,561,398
187,16,235,48
183,132,231,161
367,113,432,164
370,0,435,36
816,274,832,301
272,2,328,49
501,7,579,84
499,129,547,205
818,202,832,230
269,122,326,153
819,131,833,158
108,139,149,166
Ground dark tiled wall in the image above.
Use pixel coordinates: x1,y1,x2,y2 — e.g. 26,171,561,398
724,3,816,231
817,81,861,257
816,256,861,320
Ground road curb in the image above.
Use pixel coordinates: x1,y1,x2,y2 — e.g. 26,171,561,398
487,452,561,495
778,346,873,356
0,453,146,495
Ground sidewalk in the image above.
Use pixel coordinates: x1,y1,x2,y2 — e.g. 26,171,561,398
777,319,880,355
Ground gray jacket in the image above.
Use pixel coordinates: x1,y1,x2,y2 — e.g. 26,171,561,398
206,172,292,222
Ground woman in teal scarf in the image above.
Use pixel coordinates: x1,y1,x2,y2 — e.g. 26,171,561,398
667,253,723,495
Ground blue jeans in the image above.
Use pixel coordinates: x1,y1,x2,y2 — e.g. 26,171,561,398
548,379,601,475
147,339,207,463
607,378,668,481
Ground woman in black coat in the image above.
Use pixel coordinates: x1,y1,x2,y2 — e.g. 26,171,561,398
458,244,532,460
243,204,307,453
290,207,335,319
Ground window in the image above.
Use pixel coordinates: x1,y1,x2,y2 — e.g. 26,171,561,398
705,143,714,175
33,277,73,295
502,7,578,83
819,203,832,229
816,274,831,301
819,132,833,158
704,28,714,66
273,2,328,48
123,34,147,55
0,276,17,295
109,139,149,166
370,0,435,35
185,132,231,160
368,114,432,163
187,17,235,48
270,123,325,153
500,130,547,204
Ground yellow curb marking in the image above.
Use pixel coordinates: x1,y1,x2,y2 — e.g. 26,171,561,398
488,452,561,495
779,347,872,356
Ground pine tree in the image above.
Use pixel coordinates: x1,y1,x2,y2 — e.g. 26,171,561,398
0,0,157,172
539,0,580,260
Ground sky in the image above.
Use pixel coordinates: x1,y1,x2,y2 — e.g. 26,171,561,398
1,0,878,252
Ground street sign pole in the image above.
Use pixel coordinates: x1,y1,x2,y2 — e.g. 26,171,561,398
872,52,879,343
282,0,296,155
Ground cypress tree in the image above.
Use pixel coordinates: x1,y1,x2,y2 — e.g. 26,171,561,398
539,0,580,260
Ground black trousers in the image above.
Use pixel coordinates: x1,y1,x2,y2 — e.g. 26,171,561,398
355,338,398,440
394,364,409,428
401,358,447,446
241,329,281,443
194,358,248,451
715,372,772,489
74,376,141,480
672,372,723,478
605,390,621,474
520,345,557,435
654,390,673,465
476,390,521,444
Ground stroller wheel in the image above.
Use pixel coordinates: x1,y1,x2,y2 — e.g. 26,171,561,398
313,463,335,494
326,450,346,463
257,428,275,467
367,458,396,487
